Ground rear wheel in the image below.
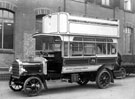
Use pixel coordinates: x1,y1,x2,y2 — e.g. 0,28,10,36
96,69,111,89
23,77,42,96
9,76,23,91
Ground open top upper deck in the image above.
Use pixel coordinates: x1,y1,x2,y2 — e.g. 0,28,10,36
42,12,119,38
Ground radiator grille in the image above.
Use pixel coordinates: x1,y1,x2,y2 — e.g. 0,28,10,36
12,61,19,78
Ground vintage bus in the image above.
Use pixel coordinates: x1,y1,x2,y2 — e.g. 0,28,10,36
9,12,120,96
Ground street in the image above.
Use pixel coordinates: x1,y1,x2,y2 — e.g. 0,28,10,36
0,74,135,99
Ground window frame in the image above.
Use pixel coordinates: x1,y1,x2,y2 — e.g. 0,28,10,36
63,36,117,58
36,14,46,33
0,9,14,50
124,27,133,54
84,42,96,56
101,0,110,6
70,41,83,56
124,0,132,11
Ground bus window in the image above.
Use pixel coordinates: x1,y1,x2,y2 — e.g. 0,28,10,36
84,43,95,56
43,43,53,52
64,42,68,56
70,42,83,56
107,43,111,54
53,43,61,51
107,43,116,54
73,36,83,41
111,43,116,54
96,43,106,54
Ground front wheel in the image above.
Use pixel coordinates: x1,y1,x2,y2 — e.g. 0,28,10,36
96,69,111,89
23,77,43,96
9,76,23,91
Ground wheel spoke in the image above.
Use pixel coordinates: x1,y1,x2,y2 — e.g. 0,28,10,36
9,77,23,91
100,73,109,86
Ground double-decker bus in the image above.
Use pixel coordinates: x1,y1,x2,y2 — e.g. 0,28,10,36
9,12,120,96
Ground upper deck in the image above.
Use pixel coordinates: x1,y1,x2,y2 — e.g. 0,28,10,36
42,12,119,38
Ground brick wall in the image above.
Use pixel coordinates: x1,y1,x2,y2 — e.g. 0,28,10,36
23,33,35,61
0,54,14,67
122,55,135,63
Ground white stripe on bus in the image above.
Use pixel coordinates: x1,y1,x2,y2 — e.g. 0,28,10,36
61,65,102,73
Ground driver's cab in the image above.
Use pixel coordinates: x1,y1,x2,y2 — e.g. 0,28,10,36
34,35,63,74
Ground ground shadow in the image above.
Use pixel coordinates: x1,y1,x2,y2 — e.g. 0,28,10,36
9,79,128,97
40,83,97,95
115,74,135,80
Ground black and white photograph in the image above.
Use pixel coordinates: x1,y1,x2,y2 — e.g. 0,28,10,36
0,0,135,99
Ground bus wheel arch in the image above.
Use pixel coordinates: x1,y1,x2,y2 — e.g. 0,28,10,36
97,65,114,82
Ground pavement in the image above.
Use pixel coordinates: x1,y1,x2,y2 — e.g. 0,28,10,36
0,74,135,99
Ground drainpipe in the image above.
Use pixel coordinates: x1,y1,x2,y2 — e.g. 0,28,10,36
84,0,87,16
64,0,66,12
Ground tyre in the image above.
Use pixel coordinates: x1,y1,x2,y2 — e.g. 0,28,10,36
9,76,23,91
96,69,111,89
23,77,43,96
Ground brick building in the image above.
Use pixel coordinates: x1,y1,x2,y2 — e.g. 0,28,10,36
0,0,135,69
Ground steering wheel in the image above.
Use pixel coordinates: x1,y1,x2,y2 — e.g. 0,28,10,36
39,51,48,57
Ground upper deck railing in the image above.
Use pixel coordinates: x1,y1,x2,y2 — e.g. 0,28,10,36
42,12,119,38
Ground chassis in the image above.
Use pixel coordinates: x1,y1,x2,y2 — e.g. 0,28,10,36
9,61,114,96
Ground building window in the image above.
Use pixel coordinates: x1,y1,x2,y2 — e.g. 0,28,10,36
102,0,110,6
36,14,46,33
35,8,53,33
124,27,133,54
35,8,53,54
0,9,14,49
124,0,131,11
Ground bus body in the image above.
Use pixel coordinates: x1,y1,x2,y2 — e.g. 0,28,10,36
9,12,120,96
